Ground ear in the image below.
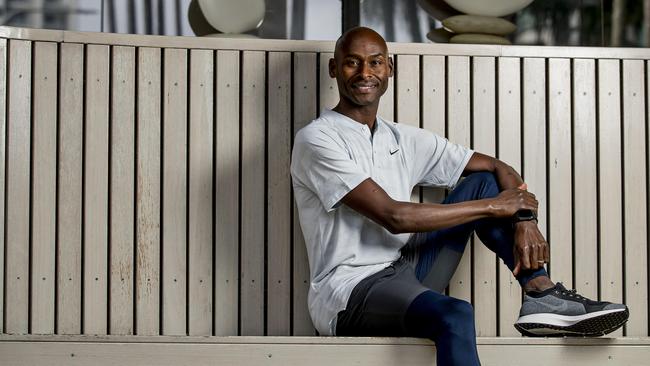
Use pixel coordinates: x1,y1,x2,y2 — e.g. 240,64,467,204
388,56,394,77
329,58,337,78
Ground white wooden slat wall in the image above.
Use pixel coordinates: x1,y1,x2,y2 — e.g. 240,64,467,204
1,33,649,338
109,45,135,335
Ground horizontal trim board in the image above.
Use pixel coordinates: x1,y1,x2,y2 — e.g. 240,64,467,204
1,336,649,366
2,27,650,59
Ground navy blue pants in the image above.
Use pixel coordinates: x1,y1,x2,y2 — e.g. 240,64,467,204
336,173,548,366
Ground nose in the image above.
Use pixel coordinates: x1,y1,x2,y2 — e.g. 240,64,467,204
360,61,371,78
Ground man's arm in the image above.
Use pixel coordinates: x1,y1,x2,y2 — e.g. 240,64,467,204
341,152,549,274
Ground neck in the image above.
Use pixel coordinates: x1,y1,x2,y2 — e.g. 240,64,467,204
332,100,379,130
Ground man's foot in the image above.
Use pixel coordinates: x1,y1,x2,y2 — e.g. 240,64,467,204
514,283,629,337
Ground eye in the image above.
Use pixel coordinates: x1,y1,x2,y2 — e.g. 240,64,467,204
371,59,383,66
346,59,360,67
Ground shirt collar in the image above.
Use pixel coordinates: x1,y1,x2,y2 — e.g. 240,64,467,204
321,108,382,135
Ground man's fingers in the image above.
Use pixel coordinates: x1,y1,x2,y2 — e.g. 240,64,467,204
531,242,540,270
513,262,521,276
521,245,531,270
518,183,528,190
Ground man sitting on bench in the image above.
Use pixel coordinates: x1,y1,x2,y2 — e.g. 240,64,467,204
290,26,629,366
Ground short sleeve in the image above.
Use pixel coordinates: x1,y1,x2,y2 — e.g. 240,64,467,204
291,128,370,211
408,127,473,188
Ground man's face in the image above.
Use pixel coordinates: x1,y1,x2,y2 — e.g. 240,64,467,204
330,32,394,108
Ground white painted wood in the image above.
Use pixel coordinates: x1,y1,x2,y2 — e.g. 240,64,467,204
1,335,649,366
421,55,446,205
395,55,421,203
596,59,623,337
83,44,110,335
267,52,292,336
162,48,188,336
622,60,648,336
319,53,338,112
377,54,394,121
58,43,83,335
188,49,212,336
31,41,57,334
547,58,573,287
522,58,547,240
109,46,136,335
447,56,471,303
472,56,497,337
0,38,5,333
496,57,522,337
5,40,31,334
214,50,240,336
292,52,317,335
136,47,161,336
572,59,598,299
241,51,266,336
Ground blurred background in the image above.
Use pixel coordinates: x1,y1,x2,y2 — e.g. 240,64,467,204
0,0,648,47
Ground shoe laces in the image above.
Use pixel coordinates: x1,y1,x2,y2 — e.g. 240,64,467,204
556,283,585,300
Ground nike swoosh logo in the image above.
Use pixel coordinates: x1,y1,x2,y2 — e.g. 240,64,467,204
390,148,399,155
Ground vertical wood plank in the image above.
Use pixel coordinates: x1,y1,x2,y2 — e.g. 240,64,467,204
622,59,648,336
377,53,394,121
447,56,471,302
240,51,266,336
548,58,573,286
572,59,598,299
31,41,57,334
293,52,317,335
163,48,188,335
136,47,161,336
109,45,136,335
597,59,623,336
319,53,338,112
58,43,84,335
214,50,240,336
267,52,292,336
188,49,212,336
472,56,497,336
5,39,31,334
395,55,420,203
522,58,547,239
497,57,521,336
0,38,6,333
421,55,446,205
84,44,109,335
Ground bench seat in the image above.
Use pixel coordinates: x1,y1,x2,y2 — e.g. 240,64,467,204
1,335,649,365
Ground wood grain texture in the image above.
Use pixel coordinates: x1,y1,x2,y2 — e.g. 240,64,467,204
547,58,573,286
522,58,547,239
377,54,394,121
5,39,31,334
292,52,317,335
596,59,623,337
472,56,497,337
83,44,110,335
447,56,471,303
0,38,6,333
162,48,188,336
267,52,292,336
188,49,212,336
622,60,648,336
57,43,84,335
214,50,240,336
136,47,161,336
395,55,421,203
109,46,135,335
31,41,57,334
318,53,338,112
421,55,446,205
240,51,266,336
572,59,598,299
497,57,521,337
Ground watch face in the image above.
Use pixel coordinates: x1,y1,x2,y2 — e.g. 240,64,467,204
516,209,536,221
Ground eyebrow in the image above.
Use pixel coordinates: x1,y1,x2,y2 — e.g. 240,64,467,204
343,53,386,59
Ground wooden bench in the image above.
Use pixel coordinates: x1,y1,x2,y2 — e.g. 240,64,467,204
0,26,648,364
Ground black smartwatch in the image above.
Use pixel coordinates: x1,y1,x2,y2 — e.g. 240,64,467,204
512,209,537,224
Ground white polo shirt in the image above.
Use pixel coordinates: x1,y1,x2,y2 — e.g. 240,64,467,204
290,109,473,335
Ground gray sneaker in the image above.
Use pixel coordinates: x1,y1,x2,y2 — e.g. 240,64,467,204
514,283,629,337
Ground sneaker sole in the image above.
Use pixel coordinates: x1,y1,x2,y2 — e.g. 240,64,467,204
514,308,629,337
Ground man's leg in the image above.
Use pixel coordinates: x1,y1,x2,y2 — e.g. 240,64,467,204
402,172,547,291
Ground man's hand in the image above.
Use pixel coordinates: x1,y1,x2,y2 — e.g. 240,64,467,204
487,184,538,218
512,221,549,276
